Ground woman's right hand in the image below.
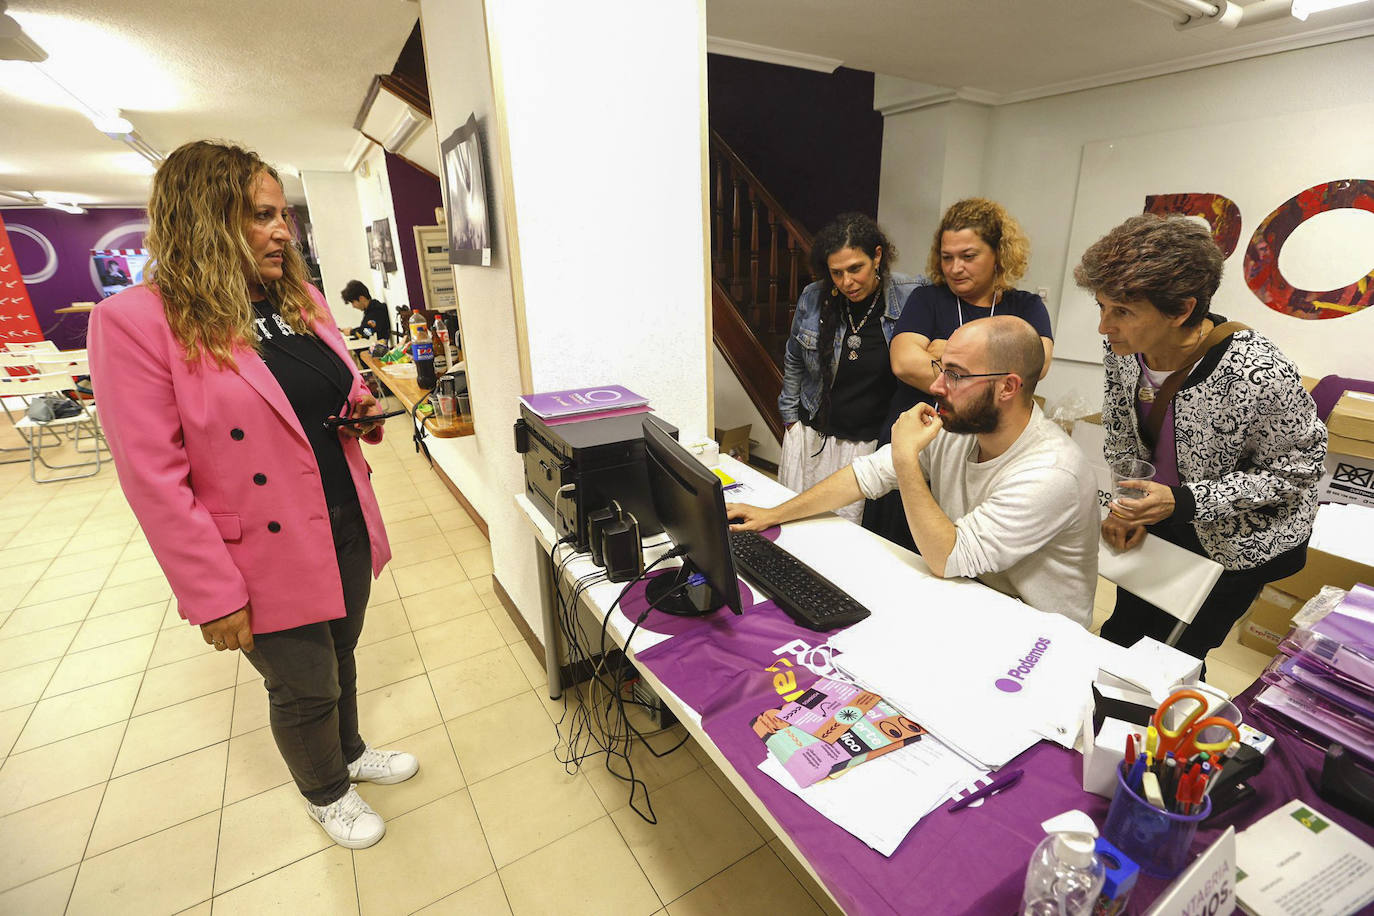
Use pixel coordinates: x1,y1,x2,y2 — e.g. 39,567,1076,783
202,604,254,652
1101,513,1145,552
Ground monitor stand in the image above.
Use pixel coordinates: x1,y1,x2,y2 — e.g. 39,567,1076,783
643,561,724,617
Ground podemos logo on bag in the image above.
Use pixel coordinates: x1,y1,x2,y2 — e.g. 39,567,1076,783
995,637,1052,693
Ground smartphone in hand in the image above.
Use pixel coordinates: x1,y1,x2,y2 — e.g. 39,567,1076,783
323,407,408,430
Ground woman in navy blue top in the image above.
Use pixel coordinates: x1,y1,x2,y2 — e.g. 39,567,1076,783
864,198,1055,547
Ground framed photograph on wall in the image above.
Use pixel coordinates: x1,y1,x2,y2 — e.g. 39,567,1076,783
371,218,398,272
440,113,493,266
365,224,378,269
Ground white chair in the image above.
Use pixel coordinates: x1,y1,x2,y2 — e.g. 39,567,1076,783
33,350,106,455
1098,534,1224,647
4,341,59,355
0,350,62,463
0,371,103,483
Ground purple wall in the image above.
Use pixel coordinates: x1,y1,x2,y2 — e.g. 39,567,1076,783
1,208,148,350
385,151,443,311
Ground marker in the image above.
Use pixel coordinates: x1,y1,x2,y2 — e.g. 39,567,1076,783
1175,772,1194,814
1124,733,1137,769
1146,725,1159,764
1127,755,1148,794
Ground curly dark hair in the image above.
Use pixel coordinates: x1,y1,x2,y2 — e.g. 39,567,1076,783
806,213,897,433
1074,214,1224,327
341,280,371,302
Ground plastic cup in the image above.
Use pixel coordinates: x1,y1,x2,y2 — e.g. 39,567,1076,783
1103,766,1211,878
456,393,472,423
1110,458,1155,504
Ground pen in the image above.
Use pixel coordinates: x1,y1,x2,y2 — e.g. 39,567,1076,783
949,768,1024,812
1164,753,1177,799
1122,734,1137,777
1127,755,1147,794
1175,772,1194,814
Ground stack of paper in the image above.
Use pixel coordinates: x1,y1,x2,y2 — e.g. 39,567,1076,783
829,583,1104,768
758,733,985,856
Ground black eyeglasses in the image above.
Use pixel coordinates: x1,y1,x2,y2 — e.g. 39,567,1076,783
930,359,1011,390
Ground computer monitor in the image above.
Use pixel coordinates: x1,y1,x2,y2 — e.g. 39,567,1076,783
91,249,150,299
641,415,743,617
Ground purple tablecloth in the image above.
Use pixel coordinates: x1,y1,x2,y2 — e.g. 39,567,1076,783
632,607,1374,916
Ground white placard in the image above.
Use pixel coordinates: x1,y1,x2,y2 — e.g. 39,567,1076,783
1145,826,1236,916
1056,102,1374,378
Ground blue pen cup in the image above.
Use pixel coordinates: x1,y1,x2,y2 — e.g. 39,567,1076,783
1102,767,1211,878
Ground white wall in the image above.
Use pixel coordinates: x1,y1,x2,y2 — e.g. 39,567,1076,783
712,346,781,465
300,169,373,328
420,0,712,641
489,0,711,441
877,36,1374,411
353,146,411,311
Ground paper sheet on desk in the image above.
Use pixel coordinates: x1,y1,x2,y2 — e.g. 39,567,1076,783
758,736,984,856
829,585,1103,768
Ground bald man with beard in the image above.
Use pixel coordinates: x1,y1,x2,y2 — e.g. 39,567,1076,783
729,315,1099,626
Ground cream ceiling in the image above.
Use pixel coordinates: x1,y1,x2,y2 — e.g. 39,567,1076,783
2,0,1372,208
0,0,419,207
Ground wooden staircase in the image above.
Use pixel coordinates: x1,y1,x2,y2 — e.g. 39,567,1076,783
708,130,814,444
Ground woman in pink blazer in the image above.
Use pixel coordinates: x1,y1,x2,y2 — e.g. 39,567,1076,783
89,140,411,849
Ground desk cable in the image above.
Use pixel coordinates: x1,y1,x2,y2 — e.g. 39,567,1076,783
547,540,690,823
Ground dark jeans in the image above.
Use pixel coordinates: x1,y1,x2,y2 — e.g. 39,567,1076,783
243,500,373,806
1099,522,1306,669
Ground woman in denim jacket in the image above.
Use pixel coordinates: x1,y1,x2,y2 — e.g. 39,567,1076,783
778,213,925,523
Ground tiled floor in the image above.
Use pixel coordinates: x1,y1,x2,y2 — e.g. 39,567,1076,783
0,427,835,915
0,424,1274,915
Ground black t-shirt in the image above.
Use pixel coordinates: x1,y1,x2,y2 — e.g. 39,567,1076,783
252,299,358,508
881,286,1054,440
814,295,895,441
358,299,391,341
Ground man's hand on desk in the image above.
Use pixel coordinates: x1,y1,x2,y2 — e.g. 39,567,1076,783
725,502,780,531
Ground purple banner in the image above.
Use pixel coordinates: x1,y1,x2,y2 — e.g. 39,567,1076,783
1,208,148,351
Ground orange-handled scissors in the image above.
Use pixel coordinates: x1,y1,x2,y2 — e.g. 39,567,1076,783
1151,689,1241,758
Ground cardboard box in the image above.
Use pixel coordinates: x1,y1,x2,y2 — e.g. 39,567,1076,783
1318,434,1374,508
1328,391,1374,441
1239,586,1300,652
1239,548,1374,653
1300,375,1319,393
714,424,751,462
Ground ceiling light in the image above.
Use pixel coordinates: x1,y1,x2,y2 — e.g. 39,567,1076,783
0,1,46,62
1291,0,1371,19
42,200,85,215
91,112,134,136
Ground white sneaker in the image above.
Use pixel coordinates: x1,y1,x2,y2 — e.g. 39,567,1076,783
305,786,385,849
347,745,419,785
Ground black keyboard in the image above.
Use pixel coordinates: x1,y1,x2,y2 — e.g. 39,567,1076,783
728,529,871,631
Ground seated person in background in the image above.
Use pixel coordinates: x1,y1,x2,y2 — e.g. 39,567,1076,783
341,280,391,342
729,315,1099,626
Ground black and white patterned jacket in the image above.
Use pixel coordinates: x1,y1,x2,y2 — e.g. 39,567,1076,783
1102,320,1327,571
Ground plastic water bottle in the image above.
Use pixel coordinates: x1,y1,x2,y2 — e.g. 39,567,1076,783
1021,810,1105,916
409,313,436,389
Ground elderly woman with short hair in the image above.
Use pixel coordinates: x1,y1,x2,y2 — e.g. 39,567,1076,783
1074,214,1327,665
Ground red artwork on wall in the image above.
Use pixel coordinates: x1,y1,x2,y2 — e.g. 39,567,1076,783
1242,178,1374,321
1144,192,1243,257
0,214,46,350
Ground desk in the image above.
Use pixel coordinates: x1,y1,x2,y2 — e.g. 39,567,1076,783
359,350,472,438
518,456,1374,914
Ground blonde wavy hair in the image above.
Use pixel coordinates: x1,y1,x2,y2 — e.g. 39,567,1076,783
145,140,323,367
925,198,1030,292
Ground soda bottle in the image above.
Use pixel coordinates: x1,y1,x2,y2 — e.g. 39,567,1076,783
409,312,437,389
432,315,451,373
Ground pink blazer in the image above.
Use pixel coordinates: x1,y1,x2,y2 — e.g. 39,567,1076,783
88,284,392,634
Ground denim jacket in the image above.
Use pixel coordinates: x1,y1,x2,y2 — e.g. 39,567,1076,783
778,272,927,424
